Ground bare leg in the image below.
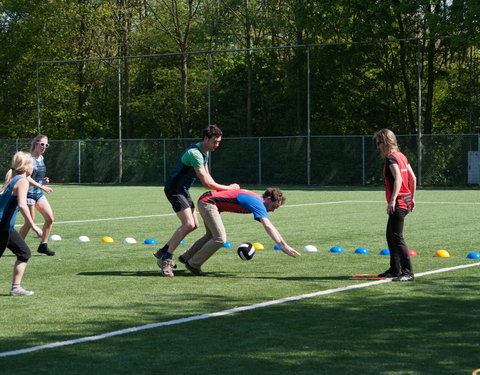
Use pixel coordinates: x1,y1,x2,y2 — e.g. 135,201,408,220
35,199,54,243
166,207,199,255
19,205,36,239
12,260,27,285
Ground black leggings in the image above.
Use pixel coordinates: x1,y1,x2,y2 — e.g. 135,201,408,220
386,208,413,276
0,229,32,263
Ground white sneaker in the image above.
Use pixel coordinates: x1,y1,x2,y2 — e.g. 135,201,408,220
10,287,34,296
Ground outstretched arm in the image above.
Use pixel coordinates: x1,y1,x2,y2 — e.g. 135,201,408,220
27,176,53,193
195,166,240,191
259,217,300,257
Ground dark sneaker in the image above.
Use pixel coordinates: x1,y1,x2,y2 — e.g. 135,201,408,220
185,262,207,276
38,243,55,256
178,254,187,265
153,252,176,269
378,270,398,278
392,274,415,282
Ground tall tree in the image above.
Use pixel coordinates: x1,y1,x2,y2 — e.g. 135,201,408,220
146,0,202,138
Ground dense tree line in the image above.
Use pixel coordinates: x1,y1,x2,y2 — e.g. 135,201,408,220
0,0,479,140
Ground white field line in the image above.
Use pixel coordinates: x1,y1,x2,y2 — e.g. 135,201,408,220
0,262,479,358
15,199,480,227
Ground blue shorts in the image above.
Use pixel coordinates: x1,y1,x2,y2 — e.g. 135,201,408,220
26,190,46,206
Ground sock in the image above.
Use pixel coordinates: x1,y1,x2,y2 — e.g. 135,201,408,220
161,252,173,260
161,244,169,255
11,284,20,290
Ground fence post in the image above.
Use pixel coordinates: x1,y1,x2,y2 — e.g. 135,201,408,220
258,137,262,185
117,60,123,184
208,54,211,125
362,136,365,185
417,39,423,186
307,47,311,185
78,140,81,183
163,139,167,185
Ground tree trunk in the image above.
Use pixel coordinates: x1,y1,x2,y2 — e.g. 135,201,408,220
180,53,190,138
245,0,253,136
424,38,436,135
295,30,305,134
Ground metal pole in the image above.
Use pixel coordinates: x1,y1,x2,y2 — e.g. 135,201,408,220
307,47,311,185
163,139,167,184
78,140,81,183
208,54,212,125
258,137,262,185
118,60,123,184
36,64,41,134
417,39,423,186
362,136,365,185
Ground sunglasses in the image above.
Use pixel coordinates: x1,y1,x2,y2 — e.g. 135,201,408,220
36,142,50,148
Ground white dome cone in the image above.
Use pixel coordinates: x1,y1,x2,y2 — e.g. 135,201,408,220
76,235,90,242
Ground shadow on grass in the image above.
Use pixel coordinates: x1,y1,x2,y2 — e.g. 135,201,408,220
77,270,349,281
1,278,479,374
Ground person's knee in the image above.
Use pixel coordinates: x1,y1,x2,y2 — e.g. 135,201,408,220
44,215,54,226
183,221,198,233
213,234,227,246
17,253,31,263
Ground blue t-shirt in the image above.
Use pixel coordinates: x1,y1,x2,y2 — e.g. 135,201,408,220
199,189,269,221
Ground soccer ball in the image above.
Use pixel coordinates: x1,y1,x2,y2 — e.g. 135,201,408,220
237,242,255,261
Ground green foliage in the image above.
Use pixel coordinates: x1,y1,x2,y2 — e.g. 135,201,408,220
0,1,479,138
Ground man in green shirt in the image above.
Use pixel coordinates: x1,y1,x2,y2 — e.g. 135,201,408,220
154,125,240,277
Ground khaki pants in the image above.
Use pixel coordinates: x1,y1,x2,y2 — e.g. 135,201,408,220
180,200,226,269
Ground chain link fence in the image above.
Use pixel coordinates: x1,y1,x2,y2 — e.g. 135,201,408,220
1,134,479,186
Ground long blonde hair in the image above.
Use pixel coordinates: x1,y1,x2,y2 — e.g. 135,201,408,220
30,134,48,153
373,128,399,157
1,151,33,194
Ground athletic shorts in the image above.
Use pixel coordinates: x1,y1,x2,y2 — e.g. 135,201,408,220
26,190,46,206
0,229,32,262
164,189,194,213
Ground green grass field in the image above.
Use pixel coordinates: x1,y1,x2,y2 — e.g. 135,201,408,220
0,185,479,375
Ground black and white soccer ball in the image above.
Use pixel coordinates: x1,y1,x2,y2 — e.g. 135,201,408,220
237,242,255,261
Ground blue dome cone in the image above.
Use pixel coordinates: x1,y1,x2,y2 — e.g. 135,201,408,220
330,246,344,253
355,247,369,254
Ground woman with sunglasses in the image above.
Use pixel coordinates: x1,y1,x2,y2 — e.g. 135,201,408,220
373,129,416,282
19,135,56,256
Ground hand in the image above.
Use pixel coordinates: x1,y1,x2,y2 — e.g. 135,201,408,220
33,225,43,238
42,185,53,193
43,177,50,184
282,246,301,258
410,199,416,211
229,183,240,190
387,201,395,214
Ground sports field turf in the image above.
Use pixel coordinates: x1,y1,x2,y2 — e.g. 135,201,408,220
0,185,479,374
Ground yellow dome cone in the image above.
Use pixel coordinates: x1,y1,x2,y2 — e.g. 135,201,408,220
434,249,450,258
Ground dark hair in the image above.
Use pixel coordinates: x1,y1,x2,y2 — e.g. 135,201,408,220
203,125,223,139
263,188,286,205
